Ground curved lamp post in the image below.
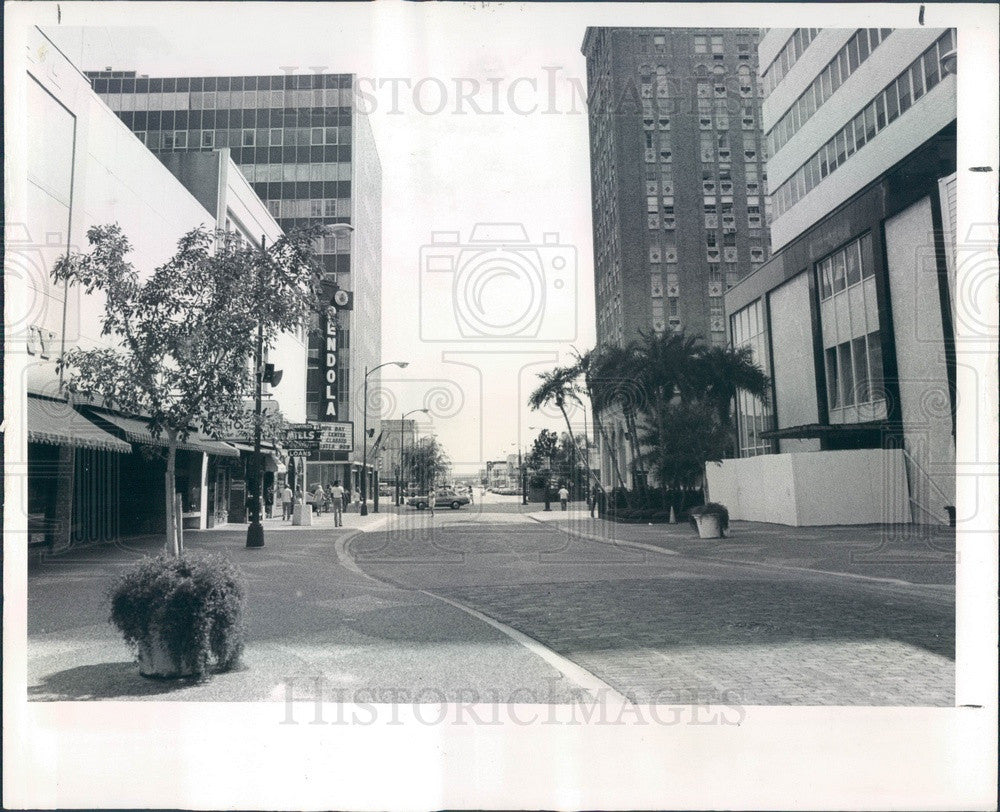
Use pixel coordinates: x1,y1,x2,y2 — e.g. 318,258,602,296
398,408,430,506
361,360,408,516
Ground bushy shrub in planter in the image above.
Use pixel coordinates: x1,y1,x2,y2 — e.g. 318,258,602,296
109,553,247,679
688,502,729,539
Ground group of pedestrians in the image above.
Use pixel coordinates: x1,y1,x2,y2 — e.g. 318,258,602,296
273,479,359,528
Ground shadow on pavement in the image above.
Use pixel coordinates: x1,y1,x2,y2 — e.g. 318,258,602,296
27,661,211,700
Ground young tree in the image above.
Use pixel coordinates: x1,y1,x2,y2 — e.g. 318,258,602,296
54,223,326,554
402,436,450,494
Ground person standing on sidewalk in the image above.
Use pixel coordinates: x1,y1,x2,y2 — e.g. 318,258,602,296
589,482,601,519
329,480,344,527
281,483,294,521
558,485,570,511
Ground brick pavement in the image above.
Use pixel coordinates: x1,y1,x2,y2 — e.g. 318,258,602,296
528,507,956,586
354,513,955,706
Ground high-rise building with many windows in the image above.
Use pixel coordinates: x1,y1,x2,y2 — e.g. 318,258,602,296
718,29,957,526
89,70,382,496
580,27,771,488
581,27,771,352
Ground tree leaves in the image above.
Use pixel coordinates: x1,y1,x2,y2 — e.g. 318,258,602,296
54,223,328,442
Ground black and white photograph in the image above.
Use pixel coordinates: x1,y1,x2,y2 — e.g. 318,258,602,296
3,1,997,808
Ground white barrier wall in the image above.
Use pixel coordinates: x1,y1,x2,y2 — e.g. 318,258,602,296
706,449,912,526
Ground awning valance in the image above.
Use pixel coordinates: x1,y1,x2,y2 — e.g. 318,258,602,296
93,412,240,458
27,397,133,453
760,421,892,440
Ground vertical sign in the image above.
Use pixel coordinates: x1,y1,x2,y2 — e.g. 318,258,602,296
323,305,339,420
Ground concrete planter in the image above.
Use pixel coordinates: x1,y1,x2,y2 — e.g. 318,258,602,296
694,513,723,539
137,630,196,679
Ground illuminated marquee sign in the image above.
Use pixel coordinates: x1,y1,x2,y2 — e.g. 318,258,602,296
319,422,354,452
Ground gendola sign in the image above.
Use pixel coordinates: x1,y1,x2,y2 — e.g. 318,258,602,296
321,287,353,421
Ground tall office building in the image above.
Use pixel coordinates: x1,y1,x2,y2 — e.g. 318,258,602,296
581,28,771,351
581,28,771,488
89,71,383,494
718,29,957,525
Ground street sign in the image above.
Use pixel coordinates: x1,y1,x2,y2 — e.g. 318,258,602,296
318,421,354,452
283,423,322,450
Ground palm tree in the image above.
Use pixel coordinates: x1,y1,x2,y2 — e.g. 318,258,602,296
690,345,770,458
570,348,630,495
589,343,649,490
527,365,601,491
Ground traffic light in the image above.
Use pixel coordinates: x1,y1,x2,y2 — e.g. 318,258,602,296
262,363,283,387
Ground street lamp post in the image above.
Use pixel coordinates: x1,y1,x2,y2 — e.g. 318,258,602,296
398,408,430,506
361,361,408,516
246,236,269,548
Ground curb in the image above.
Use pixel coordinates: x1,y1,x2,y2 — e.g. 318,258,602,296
529,516,954,600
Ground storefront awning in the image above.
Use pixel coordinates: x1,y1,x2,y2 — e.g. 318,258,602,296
226,440,281,454
27,397,133,453
93,412,240,458
760,421,892,440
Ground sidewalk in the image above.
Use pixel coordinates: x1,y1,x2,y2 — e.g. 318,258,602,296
27,507,391,570
527,507,955,586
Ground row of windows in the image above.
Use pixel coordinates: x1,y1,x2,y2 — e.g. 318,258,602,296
825,331,884,410
818,233,875,300
100,87,354,112
264,198,352,219
761,29,821,96
135,127,350,151
239,162,352,183
766,28,894,156
90,73,352,93
772,30,953,220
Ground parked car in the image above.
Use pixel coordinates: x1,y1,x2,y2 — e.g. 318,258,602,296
406,490,471,510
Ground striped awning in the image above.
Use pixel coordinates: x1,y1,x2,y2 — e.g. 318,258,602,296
93,412,240,458
27,397,133,453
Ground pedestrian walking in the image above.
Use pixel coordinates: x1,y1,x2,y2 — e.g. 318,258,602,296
263,485,274,519
558,485,569,511
329,480,344,527
352,489,361,512
589,482,601,519
313,484,326,515
281,483,294,521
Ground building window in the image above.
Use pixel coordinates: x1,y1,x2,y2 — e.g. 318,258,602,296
201,130,215,148
731,298,774,457
815,233,885,420
269,128,284,146
242,129,255,147
135,130,147,145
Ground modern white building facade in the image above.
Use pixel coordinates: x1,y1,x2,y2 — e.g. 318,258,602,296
716,28,958,525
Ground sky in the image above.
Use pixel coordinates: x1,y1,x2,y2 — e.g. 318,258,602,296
27,1,958,473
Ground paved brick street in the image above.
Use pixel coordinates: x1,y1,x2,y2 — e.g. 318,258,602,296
27,501,954,705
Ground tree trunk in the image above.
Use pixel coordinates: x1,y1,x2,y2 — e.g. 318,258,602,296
593,411,631,508
558,404,602,494
165,433,179,556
